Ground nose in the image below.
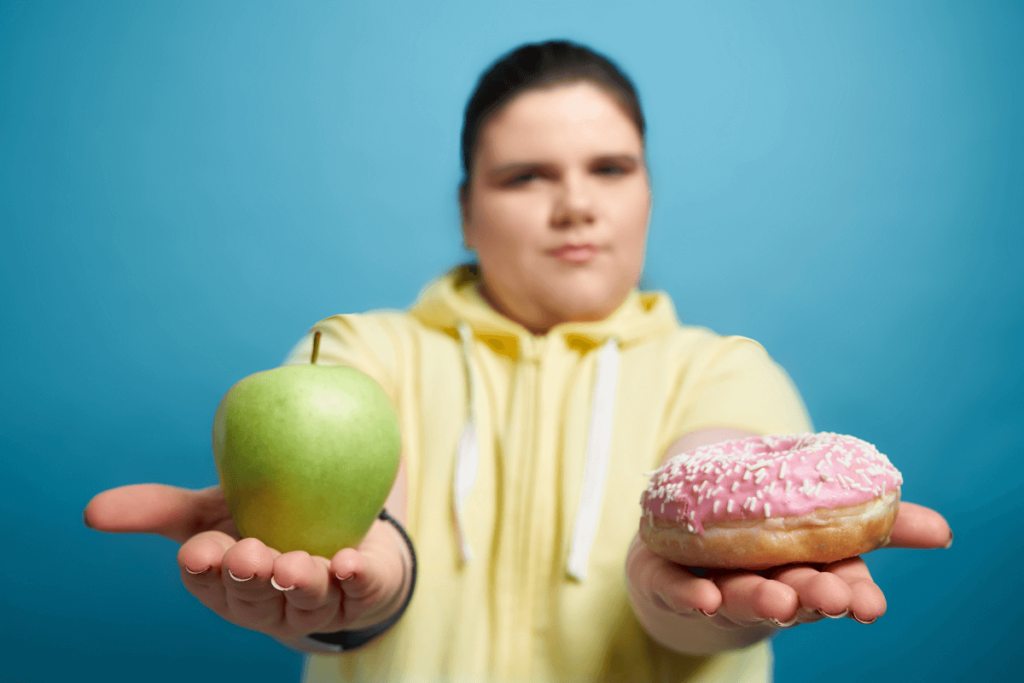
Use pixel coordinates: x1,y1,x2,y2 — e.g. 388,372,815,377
551,173,595,228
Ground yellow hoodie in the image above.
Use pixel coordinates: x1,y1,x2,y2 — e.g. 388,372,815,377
288,265,811,683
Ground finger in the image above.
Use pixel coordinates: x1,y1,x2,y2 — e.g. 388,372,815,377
85,484,233,543
647,560,721,616
771,564,852,620
221,537,283,629
888,502,952,550
822,557,887,624
273,552,341,633
331,547,385,602
177,530,235,614
625,539,721,616
714,570,799,626
178,529,236,575
272,552,331,601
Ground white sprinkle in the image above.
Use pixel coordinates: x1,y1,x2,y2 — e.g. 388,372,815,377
698,480,709,493
764,503,772,518
727,499,735,513
785,480,792,494
768,480,777,494
815,459,825,472
757,489,764,500
755,468,767,484
743,470,752,482
713,500,721,514
779,462,788,479
815,481,823,497
731,481,740,492
820,473,830,482
715,473,725,484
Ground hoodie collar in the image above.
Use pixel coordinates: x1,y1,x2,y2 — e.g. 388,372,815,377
409,264,678,357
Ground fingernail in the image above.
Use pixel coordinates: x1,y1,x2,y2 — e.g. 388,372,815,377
771,617,798,628
944,531,953,549
184,566,208,576
853,614,877,625
335,572,354,582
270,576,296,592
227,569,254,582
819,609,849,619
698,609,717,618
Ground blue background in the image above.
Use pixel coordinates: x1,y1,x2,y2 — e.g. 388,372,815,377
2,1,1021,680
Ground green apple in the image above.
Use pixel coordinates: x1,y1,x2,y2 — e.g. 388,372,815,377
212,333,401,558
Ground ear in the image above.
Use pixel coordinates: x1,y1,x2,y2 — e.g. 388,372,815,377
459,183,473,249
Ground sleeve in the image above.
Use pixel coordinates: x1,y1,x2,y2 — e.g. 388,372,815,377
661,334,813,443
281,312,409,407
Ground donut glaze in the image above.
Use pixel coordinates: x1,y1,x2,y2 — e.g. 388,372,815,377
640,433,903,568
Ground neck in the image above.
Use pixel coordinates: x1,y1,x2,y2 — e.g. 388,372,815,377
476,281,553,336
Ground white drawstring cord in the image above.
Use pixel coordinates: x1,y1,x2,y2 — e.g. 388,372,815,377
453,326,620,579
453,322,479,563
566,337,620,582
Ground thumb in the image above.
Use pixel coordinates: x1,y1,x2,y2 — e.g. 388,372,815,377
887,501,952,550
84,483,234,544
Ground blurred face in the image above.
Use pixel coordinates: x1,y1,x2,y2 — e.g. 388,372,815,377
462,81,651,334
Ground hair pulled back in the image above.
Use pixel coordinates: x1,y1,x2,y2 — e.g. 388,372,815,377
459,40,645,200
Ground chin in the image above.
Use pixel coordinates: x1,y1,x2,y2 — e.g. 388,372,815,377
550,285,628,324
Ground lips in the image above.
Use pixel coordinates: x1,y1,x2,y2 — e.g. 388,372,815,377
548,244,600,264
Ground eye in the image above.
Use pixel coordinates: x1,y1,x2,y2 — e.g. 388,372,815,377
505,171,540,186
591,156,637,177
594,164,626,176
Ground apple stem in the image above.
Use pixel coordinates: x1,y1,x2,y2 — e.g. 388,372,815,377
311,330,321,365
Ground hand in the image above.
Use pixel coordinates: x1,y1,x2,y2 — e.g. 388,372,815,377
84,484,410,640
627,501,951,653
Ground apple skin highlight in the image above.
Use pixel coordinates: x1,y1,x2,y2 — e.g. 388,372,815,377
212,364,401,558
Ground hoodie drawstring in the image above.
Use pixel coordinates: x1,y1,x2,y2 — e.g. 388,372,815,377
452,326,620,580
454,322,480,563
566,337,619,581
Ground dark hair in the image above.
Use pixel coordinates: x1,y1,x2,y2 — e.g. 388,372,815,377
459,40,645,202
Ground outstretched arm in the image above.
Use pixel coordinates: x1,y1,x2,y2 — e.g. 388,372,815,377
625,429,952,655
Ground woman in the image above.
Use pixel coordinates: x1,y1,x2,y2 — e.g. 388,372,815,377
86,41,951,682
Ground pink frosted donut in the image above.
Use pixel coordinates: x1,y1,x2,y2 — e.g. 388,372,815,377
639,433,903,569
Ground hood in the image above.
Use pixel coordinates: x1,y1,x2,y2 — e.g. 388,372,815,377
409,264,679,354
